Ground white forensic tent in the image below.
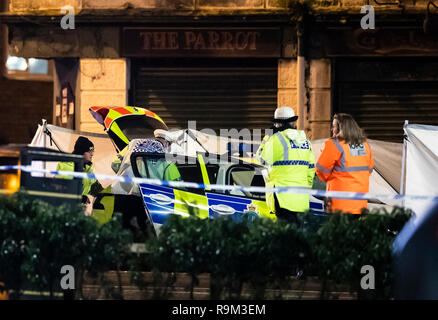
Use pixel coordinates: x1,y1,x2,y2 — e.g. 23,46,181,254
403,123,438,222
311,139,403,209
30,121,117,187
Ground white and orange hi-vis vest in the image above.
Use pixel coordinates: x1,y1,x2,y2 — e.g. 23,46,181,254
316,138,374,214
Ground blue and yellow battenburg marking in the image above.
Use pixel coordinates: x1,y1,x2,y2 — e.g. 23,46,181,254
139,183,277,230
140,184,179,225
139,183,209,227
207,192,255,220
140,182,326,231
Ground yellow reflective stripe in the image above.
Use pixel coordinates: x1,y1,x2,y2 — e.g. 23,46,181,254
127,106,166,125
275,132,289,161
197,154,211,190
107,109,122,118
26,190,82,199
109,121,130,145
20,290,63,297
105,109,122,128
123,106,137,114
154,113,165,124
126,106,145,115
107,106,167,128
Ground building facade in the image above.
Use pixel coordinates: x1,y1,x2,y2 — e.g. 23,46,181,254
0,0,53,144
1,0,438,142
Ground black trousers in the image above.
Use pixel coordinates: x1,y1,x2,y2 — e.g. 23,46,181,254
274,194,299,225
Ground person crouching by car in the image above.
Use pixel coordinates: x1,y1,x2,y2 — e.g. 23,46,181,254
57,136,103,204
316,113,374,215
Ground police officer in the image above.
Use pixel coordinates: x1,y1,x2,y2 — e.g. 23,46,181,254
153,129,182,181
257,107,315,224
153,129,185,154
57,136,103,203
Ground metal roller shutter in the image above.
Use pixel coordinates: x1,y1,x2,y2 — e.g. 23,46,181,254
132,59,277,133
335,59,438,142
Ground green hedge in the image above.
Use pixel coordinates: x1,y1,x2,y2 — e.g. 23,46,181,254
0,192,132,299
143,208,412,300
312,208,412,299
0,192,413,300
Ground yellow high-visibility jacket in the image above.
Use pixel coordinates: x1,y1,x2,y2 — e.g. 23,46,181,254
56,162,96,196
257,129,315,213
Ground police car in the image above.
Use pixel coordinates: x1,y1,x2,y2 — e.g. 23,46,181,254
131,148,326,236
88,106,325,238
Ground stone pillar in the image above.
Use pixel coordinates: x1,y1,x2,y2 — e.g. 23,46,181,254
0,0,8,78
277,59,298,117
78,59,128,133
308,59,332,140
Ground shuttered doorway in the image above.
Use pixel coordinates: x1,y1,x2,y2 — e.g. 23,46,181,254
335,58,438,142
131,58,278,133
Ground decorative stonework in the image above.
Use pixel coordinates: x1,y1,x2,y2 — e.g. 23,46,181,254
7,0,430,14
9,0,290,13
267,0,290,8
199,0,264,7
83,0,195,10
9,27,120,59
313,0,429,13
325,28,438,57
10,0,81,12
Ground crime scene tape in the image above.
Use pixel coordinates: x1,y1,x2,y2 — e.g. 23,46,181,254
1,165,438,202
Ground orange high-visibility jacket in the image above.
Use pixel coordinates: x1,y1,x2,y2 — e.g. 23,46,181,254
316,139,374,214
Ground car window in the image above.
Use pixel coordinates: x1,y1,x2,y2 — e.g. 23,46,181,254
227,165,265,200
133,155,205,195
136,157,182,182
206,164,219,184
173,163,206,195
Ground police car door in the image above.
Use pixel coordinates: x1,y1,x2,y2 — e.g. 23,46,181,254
133,154,209,235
